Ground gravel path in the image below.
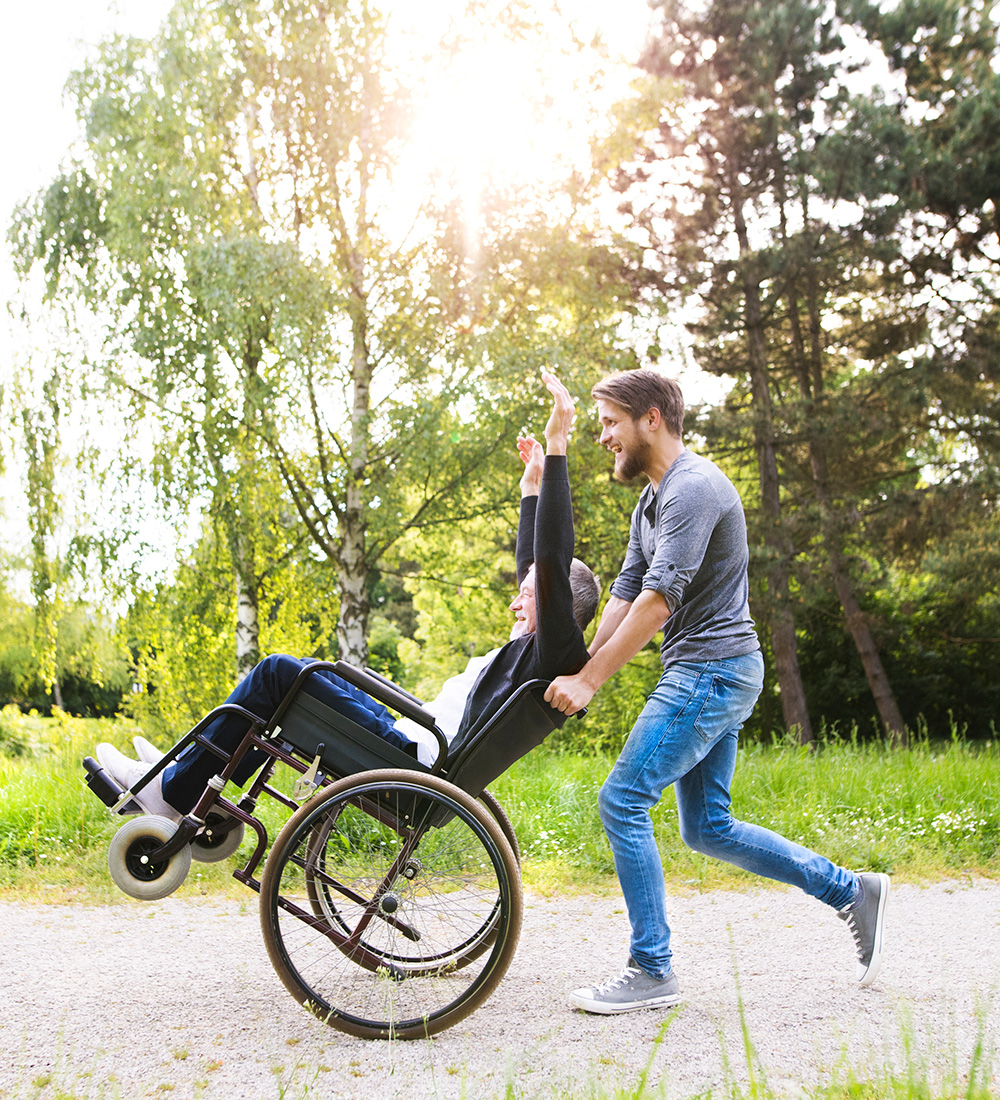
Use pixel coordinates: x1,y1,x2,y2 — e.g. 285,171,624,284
2,880,998,1100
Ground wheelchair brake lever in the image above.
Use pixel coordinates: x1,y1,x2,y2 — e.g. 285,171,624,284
292,745,324,801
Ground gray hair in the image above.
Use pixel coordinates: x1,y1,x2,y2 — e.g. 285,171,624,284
570,558,601,631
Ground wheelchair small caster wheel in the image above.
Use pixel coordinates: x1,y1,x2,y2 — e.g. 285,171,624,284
191,810,245,863
108,815,192,900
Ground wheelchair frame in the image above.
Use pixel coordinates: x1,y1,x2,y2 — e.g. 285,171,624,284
82,660,572,1039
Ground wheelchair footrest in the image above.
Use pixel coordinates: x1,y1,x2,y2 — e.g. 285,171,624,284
83,756,142,815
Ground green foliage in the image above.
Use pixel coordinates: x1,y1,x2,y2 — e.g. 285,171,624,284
124,523,339,739
602,0,1000,742
9,0,640,675
395,508,519,697
5,715,998,891
0,705,35,757
0,572,131,717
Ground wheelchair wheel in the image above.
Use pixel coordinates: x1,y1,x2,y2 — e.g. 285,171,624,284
191,809,245,863
108,815,192,901
300,789,515,974
260,769,522,1039
479,789,520,865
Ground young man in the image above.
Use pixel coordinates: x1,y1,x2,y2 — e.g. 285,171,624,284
97,371,600,819
544,369,889,1014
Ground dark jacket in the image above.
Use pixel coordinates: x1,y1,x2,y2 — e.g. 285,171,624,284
455,454,590,746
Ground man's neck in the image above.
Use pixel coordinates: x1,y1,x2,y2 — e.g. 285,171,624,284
644,435,686,487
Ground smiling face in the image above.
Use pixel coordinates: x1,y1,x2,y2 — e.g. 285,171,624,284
508,565,537,639
597,398,653,484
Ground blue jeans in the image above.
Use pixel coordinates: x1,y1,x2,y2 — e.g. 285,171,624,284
598,652,859,979
161,654,414,813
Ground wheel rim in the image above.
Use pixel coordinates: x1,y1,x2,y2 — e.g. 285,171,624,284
260,773,521,1038
124,835,173,881
302,810,504,971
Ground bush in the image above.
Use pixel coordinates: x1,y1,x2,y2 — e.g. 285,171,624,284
0,704,34,756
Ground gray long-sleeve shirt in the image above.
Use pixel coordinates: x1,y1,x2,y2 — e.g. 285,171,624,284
609,449,760,668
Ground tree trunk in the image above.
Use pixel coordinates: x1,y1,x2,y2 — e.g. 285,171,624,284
808,439,908,745
234,565,260,683
825,531,907,744
337,501,370,667
732,191,814,744
786,221,907,747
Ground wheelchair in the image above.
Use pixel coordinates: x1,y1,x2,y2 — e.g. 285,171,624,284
82,661,573,1039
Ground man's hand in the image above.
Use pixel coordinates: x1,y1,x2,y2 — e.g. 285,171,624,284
517,434,544,496
546,591,670,715
541,370,574,455
544,671,595,715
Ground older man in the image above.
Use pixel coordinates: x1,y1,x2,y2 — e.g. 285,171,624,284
98,371,600,818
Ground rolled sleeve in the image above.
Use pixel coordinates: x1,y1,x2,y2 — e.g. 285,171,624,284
642,476,723,611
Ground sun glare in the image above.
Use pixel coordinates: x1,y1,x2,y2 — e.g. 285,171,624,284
411,39,557,205
385,1,649,247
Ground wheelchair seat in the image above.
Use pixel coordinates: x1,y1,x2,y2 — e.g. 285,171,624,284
272,661,572,799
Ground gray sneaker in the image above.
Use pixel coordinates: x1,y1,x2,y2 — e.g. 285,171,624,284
569,957,681,1015
838,871,890,988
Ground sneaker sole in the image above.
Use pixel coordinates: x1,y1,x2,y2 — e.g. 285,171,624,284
858,872,890,988
568,990,682,1015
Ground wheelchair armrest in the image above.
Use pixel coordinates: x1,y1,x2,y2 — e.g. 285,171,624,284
332,661,448,766
354,664,425,708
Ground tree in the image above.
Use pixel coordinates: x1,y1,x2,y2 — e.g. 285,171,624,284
11,0,637,672
607,0,945,742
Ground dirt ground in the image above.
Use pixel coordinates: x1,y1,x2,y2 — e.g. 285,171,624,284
3,879,998,1100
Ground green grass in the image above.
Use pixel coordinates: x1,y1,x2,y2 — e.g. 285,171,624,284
490,726,1000,893
1,711,998,899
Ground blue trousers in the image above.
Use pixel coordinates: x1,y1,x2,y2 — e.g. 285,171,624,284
598,652,859,979
160,654,414,813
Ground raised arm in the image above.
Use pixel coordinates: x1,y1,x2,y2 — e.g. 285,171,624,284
514,370,574,583
544,589,669,714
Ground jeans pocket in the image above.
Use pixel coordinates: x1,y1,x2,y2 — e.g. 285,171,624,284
691,669,761,743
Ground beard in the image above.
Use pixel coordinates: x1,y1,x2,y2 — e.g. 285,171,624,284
614,437,652,483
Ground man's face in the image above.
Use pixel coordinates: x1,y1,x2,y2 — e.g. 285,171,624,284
508,565,537,639
597,398,652,483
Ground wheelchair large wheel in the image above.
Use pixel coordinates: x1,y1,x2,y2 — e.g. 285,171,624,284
259,769,522,1039
301,787,523,968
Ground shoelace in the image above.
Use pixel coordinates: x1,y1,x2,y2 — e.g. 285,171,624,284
839,907,864,954
595,964,642,995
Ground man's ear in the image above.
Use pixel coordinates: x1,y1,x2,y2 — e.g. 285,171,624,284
645,407,662,431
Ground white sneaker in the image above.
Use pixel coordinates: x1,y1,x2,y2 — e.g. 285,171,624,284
133,735,165,765
96,743,181,823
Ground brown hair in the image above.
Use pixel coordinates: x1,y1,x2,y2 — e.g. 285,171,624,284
591,369,684,438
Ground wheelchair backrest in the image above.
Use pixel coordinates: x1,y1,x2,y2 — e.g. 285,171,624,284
446,680,569,798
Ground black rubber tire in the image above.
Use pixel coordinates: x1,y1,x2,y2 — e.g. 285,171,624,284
259,769,522,1039
479,789,520,865
108,815,192,901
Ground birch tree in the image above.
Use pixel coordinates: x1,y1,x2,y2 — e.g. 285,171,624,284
11,0,635,670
